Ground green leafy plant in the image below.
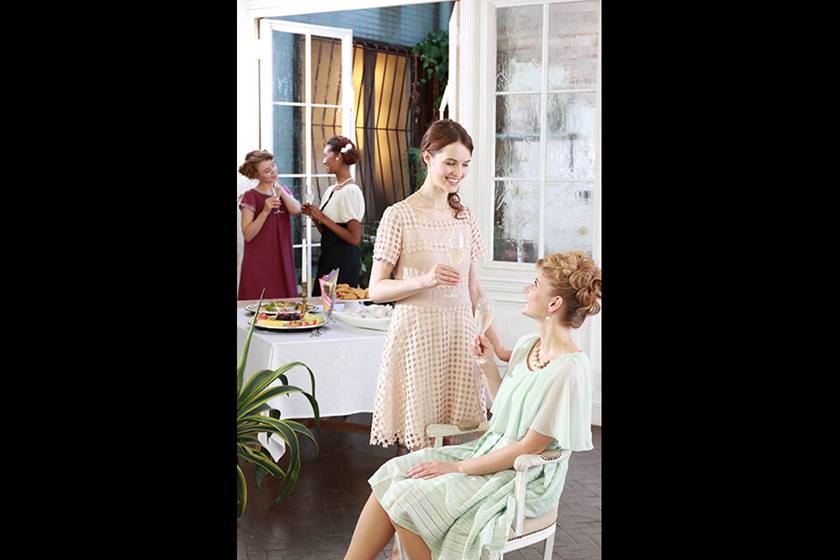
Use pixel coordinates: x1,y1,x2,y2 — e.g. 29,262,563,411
359,223,378,289
413,30,448,109
236,291,320,518
407,147,427,192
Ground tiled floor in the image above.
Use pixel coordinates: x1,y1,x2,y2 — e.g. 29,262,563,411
237,414,601,559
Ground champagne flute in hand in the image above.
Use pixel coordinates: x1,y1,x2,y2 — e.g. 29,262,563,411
447,232,465,267
445,232,465,298
271,183,283,215
474,297,494,364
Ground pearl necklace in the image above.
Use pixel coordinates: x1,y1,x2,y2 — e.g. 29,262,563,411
333,177,353,190
415,191,449,210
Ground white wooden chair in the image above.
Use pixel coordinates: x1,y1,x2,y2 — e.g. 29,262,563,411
396,421,571,560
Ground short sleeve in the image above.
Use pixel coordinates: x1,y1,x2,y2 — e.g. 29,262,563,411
466,208,486,261
332,184,365,223
373,205,402,267
239,189,257,212
529,357,594,451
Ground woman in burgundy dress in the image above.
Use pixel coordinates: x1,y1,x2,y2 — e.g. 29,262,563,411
238,149,302,300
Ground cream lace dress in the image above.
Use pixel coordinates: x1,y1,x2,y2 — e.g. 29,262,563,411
370,200,488,449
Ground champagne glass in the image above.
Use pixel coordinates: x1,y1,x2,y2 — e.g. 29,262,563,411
474,297,494,364
447,232,465,267
445,232,465,299
271,183,283,215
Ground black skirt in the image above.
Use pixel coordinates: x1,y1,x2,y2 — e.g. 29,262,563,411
311,223,360,296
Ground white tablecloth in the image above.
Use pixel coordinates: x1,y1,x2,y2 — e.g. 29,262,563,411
237,309,388,419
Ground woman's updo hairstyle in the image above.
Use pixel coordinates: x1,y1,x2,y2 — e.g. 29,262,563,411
326,136,360,166
238,149,274,180
538,250,602,328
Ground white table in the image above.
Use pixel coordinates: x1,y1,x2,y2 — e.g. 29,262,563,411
237,308,388,420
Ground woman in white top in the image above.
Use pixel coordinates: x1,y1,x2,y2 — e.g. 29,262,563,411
302,136,366,295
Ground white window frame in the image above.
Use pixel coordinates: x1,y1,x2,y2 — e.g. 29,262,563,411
258,19,355,290
476,0,601,286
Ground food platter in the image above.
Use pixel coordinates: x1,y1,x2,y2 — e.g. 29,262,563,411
252,312,327,332
244,301,321,314
331,304,393,331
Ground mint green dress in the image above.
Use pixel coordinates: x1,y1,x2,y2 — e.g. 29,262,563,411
368,333,594,560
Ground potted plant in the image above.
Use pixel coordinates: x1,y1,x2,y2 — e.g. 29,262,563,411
413,30,448,110
236,291,320,517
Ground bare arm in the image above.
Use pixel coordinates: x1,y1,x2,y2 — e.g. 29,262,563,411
367,258,460,303
241,207,271,243
485,325,512,362
407,429,554,479
467,260,512,362
318,215,362,245
457,429,554,475
471,333,502,400
300,203,360,244
276,185,301,215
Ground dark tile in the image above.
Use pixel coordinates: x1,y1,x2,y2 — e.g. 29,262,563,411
237,424,602,559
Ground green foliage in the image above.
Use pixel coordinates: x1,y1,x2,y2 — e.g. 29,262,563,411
407,147,427,192
413,30,448,108
237,290,320,517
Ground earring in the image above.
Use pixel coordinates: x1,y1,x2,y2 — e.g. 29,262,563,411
545,315,551,321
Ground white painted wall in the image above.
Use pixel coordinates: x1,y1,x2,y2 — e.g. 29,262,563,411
457,0,601,425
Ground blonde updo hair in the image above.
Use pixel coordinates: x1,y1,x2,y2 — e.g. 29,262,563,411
538,250,602,328
238,149,274,180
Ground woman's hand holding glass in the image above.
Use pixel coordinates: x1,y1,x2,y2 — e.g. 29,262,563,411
263,193,282,215
420,264,460,289
473,297,494,364
271,184,284,215
444,233,466,298
472,333,494,366
301,202,323,222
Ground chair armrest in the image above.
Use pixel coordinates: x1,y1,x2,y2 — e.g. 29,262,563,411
511,449,572,536
513,448,570,471
426,421,490,447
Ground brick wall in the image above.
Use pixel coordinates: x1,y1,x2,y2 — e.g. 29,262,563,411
271,2,453,47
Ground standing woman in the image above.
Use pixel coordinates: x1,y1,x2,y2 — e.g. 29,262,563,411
302,136,366,295
238,149,302,300
368,119,503,452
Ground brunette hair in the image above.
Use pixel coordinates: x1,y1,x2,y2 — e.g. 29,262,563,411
325,136,360,166
538,251,602,328
238,150,274,180
419,119,474,219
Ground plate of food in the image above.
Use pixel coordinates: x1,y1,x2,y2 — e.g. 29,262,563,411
253,312,327,331
244,300,321,314
335,283,371,302
332,303,393,331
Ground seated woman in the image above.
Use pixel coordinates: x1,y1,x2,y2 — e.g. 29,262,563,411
344,250,601,560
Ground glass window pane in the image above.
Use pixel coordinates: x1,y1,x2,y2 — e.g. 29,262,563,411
273,105,306,175
311,36,342,106
273,31,304,103
311,109,342,178
545,181,594,256
547,92,597,179
493,180,539,263
548,1,600,90
495,94,540,177
496,5,542,92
